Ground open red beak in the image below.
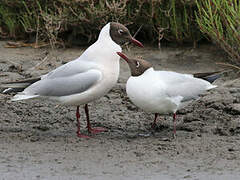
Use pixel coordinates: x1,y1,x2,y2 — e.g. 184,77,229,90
131,37,144,48
117,52,129,62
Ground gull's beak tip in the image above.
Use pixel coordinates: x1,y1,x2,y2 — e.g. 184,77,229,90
116,52,129,62
131,38,144,48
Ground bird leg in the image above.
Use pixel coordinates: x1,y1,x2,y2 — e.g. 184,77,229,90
85,104,106,134
76,106,89,138
173,113,177,138
152,113,159,129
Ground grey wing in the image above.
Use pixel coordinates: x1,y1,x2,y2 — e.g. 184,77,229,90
165,79,210,102
42,59,97,79
24,69,102,96
157,71,212,101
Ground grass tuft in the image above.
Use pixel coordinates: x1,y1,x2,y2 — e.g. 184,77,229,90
196,0,240,65
0,0,202,46
0,0,239,67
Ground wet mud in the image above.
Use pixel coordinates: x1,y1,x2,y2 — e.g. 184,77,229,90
0,41,240,179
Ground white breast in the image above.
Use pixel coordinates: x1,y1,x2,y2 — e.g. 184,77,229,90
54,32,122,106
126,68,217,114
126,69,181,114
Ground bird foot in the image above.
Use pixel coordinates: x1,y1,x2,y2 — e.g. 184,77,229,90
76,132,90,138
151,123,157,129
172,133,176,139
88,127,107,134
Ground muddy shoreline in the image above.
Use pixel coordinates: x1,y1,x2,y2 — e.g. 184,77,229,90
0,41,240,179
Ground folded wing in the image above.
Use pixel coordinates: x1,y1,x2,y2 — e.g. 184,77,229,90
16,69,102,97
157,71,217,102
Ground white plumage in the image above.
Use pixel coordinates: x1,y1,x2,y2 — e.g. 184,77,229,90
4,22,144,138
117,52,219,137
12,23,121,106
126,68,217,114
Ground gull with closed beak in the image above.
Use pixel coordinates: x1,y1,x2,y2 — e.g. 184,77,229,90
117,52,221,138
1,22,144,138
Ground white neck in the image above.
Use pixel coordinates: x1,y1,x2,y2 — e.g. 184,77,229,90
78,23,121,65
97,23,120,50
98,23,111,41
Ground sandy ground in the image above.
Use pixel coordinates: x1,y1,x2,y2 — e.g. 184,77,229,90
0,41,240,180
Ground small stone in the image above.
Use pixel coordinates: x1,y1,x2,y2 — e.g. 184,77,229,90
126,104,138,111
134,151,145,157
34,125,50,131
231,104,240,115
183,175,191,178
30,136,40,142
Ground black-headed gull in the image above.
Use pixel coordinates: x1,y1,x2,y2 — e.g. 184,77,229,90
2,22,143,138
117,52,220,137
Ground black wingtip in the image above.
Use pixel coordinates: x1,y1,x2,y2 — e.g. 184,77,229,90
2,87,25,94
193,70,227,83
201,74,221,83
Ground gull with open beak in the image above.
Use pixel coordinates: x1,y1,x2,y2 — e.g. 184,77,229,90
117,52,220,138
2,22,144,138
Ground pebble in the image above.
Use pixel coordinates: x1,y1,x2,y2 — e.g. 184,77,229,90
231,104,240,114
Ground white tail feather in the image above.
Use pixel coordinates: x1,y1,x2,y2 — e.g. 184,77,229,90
207,84,217,90
11,94,39,101
2,88,13,94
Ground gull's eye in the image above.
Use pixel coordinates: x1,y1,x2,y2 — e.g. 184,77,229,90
118,29,124,35
136,61,140,68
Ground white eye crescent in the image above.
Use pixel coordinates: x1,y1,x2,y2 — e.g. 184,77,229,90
118,29,123,34
136,61,140,68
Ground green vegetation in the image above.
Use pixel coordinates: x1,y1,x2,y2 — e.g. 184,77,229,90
0,0,201,45
0,0,240,64
196,0,240,65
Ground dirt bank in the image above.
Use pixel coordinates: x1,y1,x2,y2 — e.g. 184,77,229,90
0,41,240,180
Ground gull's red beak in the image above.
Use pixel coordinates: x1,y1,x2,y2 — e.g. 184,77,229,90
131,37,144,48
117,52,129,62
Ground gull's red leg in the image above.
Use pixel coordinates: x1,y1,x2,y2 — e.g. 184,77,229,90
173,113,177,138
76,106,89,138
152,113,159,129
85,104,106,134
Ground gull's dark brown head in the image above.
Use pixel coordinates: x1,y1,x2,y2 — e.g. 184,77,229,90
117,52,152,76
110,22,143,47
